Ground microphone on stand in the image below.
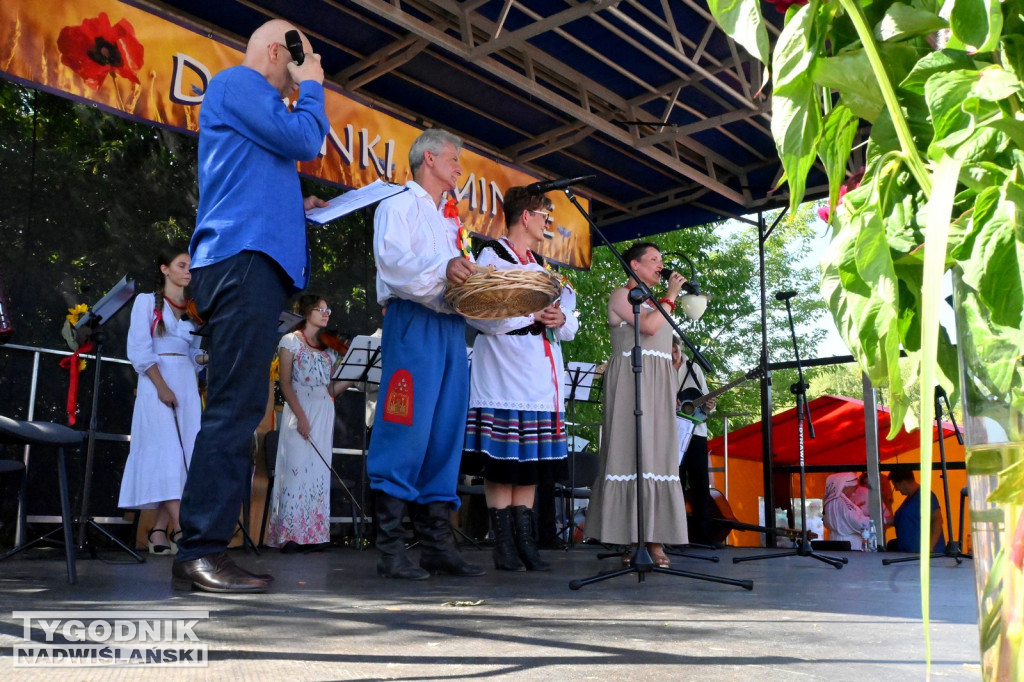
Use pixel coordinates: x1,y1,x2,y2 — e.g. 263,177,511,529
775,290,797,301
526,175,596,194
284,29,306,65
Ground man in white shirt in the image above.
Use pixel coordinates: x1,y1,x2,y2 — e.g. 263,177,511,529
366,129,484,580
673,336,717,546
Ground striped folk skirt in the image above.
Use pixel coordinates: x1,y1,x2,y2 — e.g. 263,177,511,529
462,408,568,486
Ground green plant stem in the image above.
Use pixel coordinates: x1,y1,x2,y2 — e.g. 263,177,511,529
837,0,932,197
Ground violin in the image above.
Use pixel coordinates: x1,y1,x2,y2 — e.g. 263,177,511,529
318,329,350,355
185,299,204,325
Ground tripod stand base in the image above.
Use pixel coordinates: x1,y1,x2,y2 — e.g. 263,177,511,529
78,519,146,563
235,520,260,555
571,547,752,590
733,542,847,569
665,545,721,563
882,541,972,566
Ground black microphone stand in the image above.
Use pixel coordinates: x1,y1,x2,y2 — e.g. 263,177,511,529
734,293,846,569
560,189,751,591
882,386,970,566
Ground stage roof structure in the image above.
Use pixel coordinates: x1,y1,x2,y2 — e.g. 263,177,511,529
147,0,829,243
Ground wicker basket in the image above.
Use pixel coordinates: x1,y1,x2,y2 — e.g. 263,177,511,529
444,266,562,319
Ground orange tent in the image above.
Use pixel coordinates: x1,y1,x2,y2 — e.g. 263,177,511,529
704,395,967,548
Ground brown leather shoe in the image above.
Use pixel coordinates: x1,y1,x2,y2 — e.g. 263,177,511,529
229,558,275,582
171,552,270,593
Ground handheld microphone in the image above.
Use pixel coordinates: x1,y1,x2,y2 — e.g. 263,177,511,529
525,174,596,194
659,268,674,281
284,30,305,65
775,290,797,301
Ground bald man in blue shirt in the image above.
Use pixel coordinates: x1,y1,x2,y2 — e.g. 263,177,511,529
172,19,330,593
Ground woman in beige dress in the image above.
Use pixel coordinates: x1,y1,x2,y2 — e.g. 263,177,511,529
585,242,688,566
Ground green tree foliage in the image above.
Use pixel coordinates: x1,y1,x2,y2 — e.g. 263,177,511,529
0,79,377,423
562,205,829,442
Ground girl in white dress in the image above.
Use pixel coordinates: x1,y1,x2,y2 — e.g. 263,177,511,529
266,295,350,552
119,248,206,555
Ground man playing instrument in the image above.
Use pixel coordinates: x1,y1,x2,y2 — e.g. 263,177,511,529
673,335,717,546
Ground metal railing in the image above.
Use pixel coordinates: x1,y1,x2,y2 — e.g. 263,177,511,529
1,343,133,545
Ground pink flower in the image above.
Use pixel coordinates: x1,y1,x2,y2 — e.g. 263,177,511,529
818,170,864,223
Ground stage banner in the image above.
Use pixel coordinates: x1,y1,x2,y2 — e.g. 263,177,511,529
0,0,591,268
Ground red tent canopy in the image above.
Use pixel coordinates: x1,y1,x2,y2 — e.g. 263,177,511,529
708,395,957,467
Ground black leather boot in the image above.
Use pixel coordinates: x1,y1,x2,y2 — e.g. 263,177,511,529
510,505,551,571
374,492,429,580
413,501,486,577
489,507,526,571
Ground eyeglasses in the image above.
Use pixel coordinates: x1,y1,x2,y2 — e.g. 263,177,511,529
530,210,554,225
314,307,331,315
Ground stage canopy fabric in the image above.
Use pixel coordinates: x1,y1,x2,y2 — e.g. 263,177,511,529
708,395,957,468
123,0,825,243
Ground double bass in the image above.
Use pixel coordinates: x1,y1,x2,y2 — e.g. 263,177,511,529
689,488,814,544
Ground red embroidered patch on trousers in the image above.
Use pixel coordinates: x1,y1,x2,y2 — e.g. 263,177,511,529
382,369,414,425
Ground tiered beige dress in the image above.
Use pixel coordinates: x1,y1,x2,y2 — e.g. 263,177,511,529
585,307,688,545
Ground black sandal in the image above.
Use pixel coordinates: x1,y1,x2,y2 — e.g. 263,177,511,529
147,528,172,556
169,529,182,555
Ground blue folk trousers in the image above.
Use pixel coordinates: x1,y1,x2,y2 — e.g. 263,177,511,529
367,298,468,508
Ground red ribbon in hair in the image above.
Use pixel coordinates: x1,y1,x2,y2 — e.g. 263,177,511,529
58,340,95,426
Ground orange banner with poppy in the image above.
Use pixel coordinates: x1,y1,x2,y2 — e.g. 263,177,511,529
0,0,592,268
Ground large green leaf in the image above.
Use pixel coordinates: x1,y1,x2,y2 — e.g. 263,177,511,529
956,284,1024,397
950,0,1004,53
1000,34,1024,84
959,183,1024,327
813,45,922,122
817,105,859,219
875,2,949,42
925,70,979,143
707,0,772,89
813,50,886,121
773,4,821,208
901,50,981,95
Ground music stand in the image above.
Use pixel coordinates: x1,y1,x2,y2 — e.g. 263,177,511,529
882,386,970,566
332,335,383,545
72,275,145,562
560,362,602,549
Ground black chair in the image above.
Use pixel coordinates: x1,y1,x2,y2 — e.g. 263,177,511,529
0,457,26,549
257,430,279,547
454,478,487,549
0,416,84,584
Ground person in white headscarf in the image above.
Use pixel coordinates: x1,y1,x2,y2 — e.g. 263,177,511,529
823,472,871,548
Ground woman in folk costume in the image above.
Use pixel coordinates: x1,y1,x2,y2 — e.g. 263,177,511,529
823,471,871,547
463,186,577,571
119,247,206,555
585,241,688,567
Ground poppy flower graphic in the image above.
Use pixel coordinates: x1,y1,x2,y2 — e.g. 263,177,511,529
57,13,144,91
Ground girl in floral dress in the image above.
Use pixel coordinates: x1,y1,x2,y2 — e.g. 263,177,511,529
266,294,347,552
